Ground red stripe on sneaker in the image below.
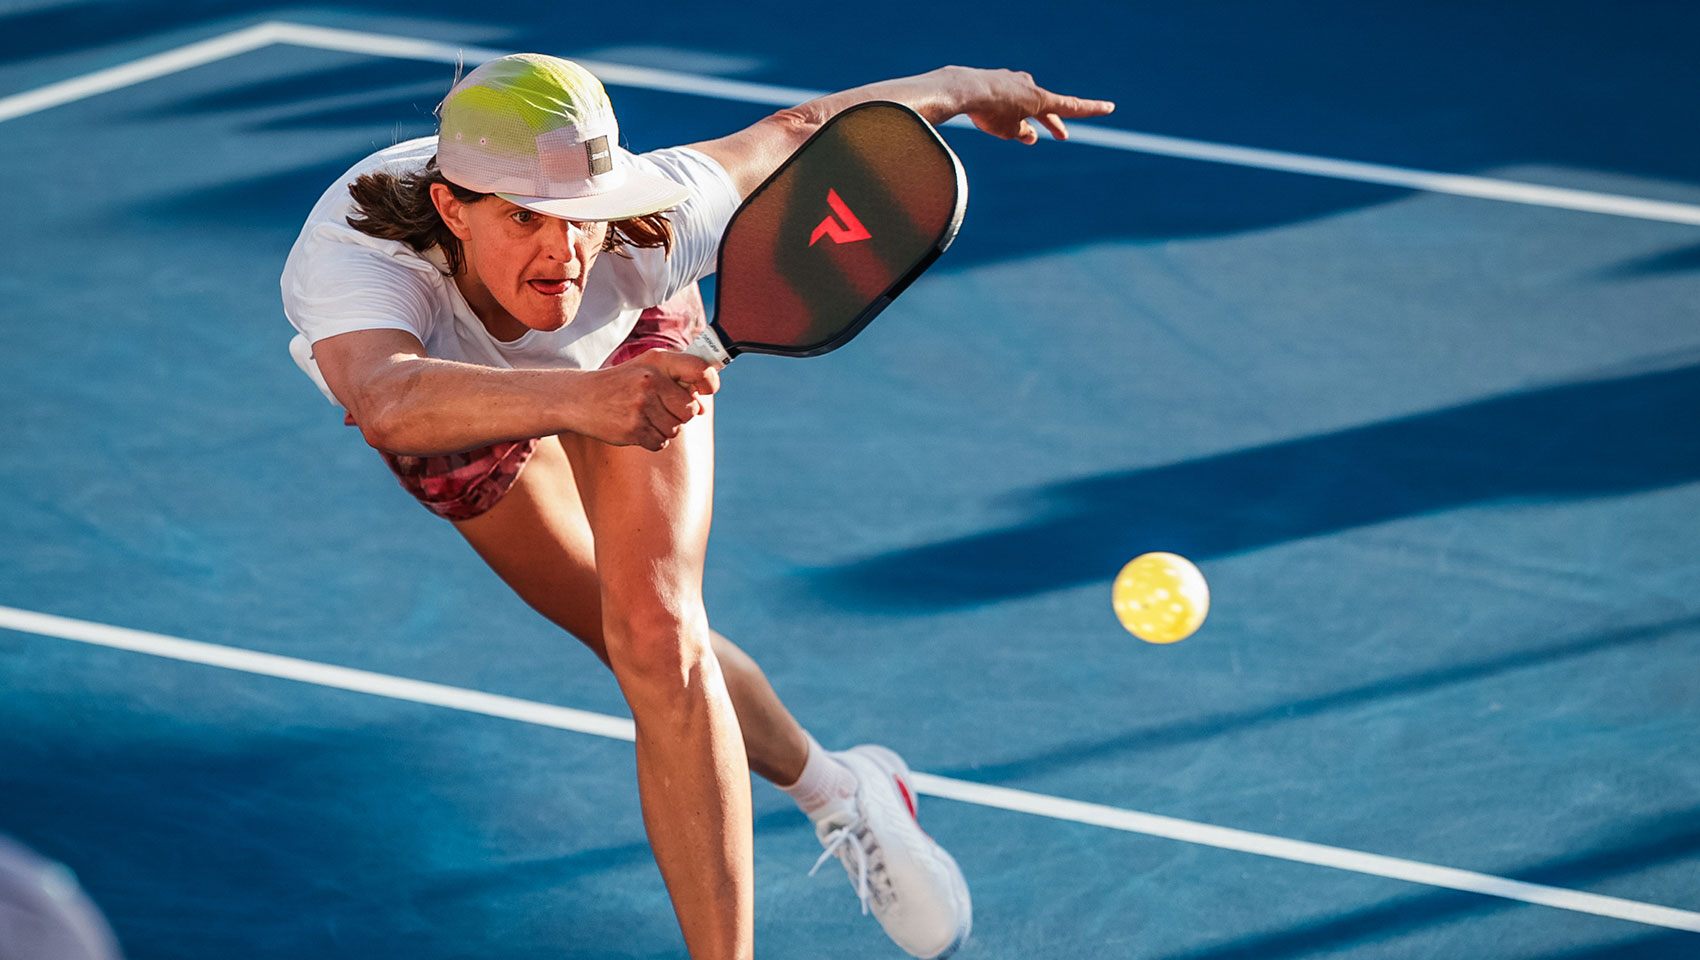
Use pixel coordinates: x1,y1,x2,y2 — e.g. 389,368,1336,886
895,776,919,821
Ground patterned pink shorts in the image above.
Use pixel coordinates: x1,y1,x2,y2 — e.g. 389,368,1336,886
354,283,706,522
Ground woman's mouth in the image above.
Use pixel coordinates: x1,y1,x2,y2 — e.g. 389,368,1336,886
527,278,572,296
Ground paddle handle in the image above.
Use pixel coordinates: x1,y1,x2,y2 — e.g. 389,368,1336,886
684,326,734,369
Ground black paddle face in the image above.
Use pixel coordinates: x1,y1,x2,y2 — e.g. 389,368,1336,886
711,102,967,358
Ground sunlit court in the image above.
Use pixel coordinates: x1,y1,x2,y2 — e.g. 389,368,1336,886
3,3,1698,958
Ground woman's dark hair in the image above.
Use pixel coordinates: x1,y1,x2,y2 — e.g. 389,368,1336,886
346,154,675,275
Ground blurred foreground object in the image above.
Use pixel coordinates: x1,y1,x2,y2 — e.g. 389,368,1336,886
0,835,122,960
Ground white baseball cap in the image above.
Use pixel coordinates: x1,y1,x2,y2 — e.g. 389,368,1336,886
436,53,691,221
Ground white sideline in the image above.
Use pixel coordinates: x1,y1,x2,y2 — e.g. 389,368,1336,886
3,603,1698,935
2,20,1700,226
262,21,827,109
0,22,279,123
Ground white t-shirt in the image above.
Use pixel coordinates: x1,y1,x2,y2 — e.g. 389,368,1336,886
281,137,739,406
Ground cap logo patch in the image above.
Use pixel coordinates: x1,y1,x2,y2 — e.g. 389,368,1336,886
585,135,613,176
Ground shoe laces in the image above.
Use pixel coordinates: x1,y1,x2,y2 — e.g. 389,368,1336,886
810,813,884,915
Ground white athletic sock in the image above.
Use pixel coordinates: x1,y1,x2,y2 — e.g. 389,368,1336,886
778,733,860,820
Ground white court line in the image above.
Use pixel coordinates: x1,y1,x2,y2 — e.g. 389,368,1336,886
3,603,1698,935
2,19,1700,227
0,23,280,123
1053,124,1700,228
0,605,636,743
262,22,827,109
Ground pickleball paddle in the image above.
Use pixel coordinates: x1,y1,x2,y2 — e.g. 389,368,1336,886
684,101,967,367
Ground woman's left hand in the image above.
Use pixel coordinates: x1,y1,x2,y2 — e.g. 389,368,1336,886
942,66,1116,144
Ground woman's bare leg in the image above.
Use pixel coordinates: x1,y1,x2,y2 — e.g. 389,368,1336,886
448,401,781,958
560,396,748,959
450,431,808,787
706,635,808,786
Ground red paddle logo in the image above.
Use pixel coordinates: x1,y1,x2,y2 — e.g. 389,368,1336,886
809,188,872,246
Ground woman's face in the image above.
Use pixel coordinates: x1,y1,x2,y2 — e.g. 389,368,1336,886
432,185,609,339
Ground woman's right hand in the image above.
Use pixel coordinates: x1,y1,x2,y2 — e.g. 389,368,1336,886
312,328,720,455
571,350,722,451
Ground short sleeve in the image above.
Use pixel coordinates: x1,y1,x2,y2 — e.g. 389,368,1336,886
280,222,441,346
620,146,741,307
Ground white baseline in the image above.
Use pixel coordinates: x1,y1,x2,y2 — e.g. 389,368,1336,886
2,604,1697,935
1,20,1699,226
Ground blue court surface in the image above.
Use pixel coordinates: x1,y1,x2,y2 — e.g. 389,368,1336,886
4,3,1699,958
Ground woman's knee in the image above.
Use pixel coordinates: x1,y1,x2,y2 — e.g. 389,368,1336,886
602,600,714,695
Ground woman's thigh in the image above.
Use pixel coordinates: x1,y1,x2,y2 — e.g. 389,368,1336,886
449,433,612,663
559,395,716,637
448,397,717,666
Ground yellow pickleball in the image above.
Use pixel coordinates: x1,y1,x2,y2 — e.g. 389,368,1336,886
1112,552,1209,644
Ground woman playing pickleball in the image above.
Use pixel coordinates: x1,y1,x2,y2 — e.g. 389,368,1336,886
281,54,1111,960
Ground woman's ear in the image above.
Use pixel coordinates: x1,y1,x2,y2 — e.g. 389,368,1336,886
430,182,474,241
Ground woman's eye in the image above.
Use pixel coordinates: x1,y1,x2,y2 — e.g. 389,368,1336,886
511,210,535,224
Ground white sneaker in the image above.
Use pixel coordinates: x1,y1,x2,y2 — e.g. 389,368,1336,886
808,745,972,958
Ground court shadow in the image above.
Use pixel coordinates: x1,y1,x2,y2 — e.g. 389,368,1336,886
420,804,812,905
407,804,812,959
0,2,504,64
131,57,451,133
0,719,701,960
247,93,443,132
929,615,1700,785
1597,242,1700,279
150,59,453,117
0,1,250,62
947,137,1406,265
1534,932,1700,959
131,158,366,226
811,361,1700,610
1147,806,1700,960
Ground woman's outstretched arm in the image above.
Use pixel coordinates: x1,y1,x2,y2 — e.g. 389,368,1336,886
687,66,1115,197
